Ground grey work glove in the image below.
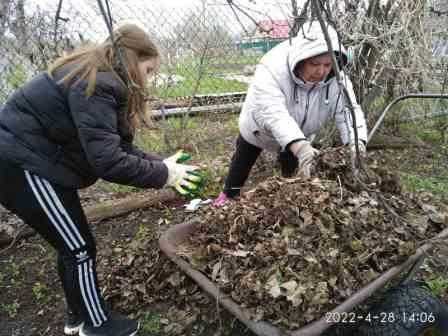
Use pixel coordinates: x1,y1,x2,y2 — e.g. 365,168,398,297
291,141,320,178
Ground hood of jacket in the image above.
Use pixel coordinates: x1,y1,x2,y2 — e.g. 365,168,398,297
287,21,348,85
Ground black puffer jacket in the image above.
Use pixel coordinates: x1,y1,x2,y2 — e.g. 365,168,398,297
0,69,168,189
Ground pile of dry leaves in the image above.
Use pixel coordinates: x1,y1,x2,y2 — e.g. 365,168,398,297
180,147,448,328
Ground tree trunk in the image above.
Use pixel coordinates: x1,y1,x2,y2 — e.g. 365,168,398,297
84,189,177,222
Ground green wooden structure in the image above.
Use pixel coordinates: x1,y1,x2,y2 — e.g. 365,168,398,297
237,38,284,54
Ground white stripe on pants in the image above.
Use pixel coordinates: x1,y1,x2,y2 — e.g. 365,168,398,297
25,171,107,326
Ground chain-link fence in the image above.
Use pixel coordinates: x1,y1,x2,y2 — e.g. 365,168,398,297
0,0,300,107
0,0,447,104
1,0,448,198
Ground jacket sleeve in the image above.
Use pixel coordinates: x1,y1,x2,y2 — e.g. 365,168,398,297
334,74,368,144
251,64,306,150
68,84,168,189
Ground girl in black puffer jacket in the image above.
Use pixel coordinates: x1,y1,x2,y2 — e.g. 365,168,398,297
0,23,198,336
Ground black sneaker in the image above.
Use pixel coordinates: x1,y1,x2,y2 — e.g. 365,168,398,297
79,312,139,336
64,310,84,335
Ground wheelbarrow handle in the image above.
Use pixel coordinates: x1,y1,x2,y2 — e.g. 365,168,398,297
367,93,448,144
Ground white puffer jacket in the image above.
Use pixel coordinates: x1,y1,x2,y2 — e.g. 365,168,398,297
239,22,368,152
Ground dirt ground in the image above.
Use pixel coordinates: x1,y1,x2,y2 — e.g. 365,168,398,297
0,202,259,336
0,113,447,336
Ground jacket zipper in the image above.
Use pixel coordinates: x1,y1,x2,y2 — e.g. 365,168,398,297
301,84,316,129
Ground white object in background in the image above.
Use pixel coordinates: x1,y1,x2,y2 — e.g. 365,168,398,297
184,198,212,212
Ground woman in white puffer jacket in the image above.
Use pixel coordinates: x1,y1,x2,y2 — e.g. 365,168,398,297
214,21,368,206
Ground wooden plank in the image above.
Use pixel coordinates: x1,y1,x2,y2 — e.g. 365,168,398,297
151,102,243,120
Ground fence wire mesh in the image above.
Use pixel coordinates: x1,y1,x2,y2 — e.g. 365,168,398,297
0,0,298,106
0,1,447,104
0,0,447,198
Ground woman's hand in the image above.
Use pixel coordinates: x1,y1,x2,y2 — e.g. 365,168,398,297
290,140,320,178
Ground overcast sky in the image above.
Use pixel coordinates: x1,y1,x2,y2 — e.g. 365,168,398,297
27,0,296,41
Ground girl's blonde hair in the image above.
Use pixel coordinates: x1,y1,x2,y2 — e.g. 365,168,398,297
48,23,159,133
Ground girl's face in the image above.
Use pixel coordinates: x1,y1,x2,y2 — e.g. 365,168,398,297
138,57,159,81
298,53,333,83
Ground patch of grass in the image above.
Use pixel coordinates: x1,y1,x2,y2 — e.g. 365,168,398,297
7,64,28,89
198,164,227,198
400,122,445,144
371,94,448,141
134,223,157,242
136,113,239,154
32,282,51,304
10,260,21,279
1,258,23,288
161,116,201,130
141,115,238,198
423,327,443,336
426,277,448,298
416,129,443,144
135,117,203,154
1,300,20,318
159,77,248,98
140,311,163,335
134,128,165,155
400,173,448,200
156,61,248,98
154,53,258,98
223,115,239,134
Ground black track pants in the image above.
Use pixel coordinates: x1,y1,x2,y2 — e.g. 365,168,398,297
0,159,108,327
223,134,298,198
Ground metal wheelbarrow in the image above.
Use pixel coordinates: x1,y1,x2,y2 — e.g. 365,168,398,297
159,218,448,336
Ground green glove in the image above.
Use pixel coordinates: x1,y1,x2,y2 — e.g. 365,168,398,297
165,150,191,164
176,171,204,196
163,151,204,197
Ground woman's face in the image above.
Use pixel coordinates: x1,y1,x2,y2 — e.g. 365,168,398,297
297,53,332,83
138,57,159,81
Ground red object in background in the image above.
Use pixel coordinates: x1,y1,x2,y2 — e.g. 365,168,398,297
258,20,290,39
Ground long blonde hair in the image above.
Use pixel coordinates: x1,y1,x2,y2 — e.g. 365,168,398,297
48,24,159,133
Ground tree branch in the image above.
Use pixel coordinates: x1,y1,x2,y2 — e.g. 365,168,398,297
312,0,363,174
225,0,272,34
430,6,448,16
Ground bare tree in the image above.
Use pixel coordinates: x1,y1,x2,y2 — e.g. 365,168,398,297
9,0,26,48
329,0,431,117
225,0,432,119
0,0,13,38
154,4,235,149
0,0,75,104
4,0,72,68
162,9,234,67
